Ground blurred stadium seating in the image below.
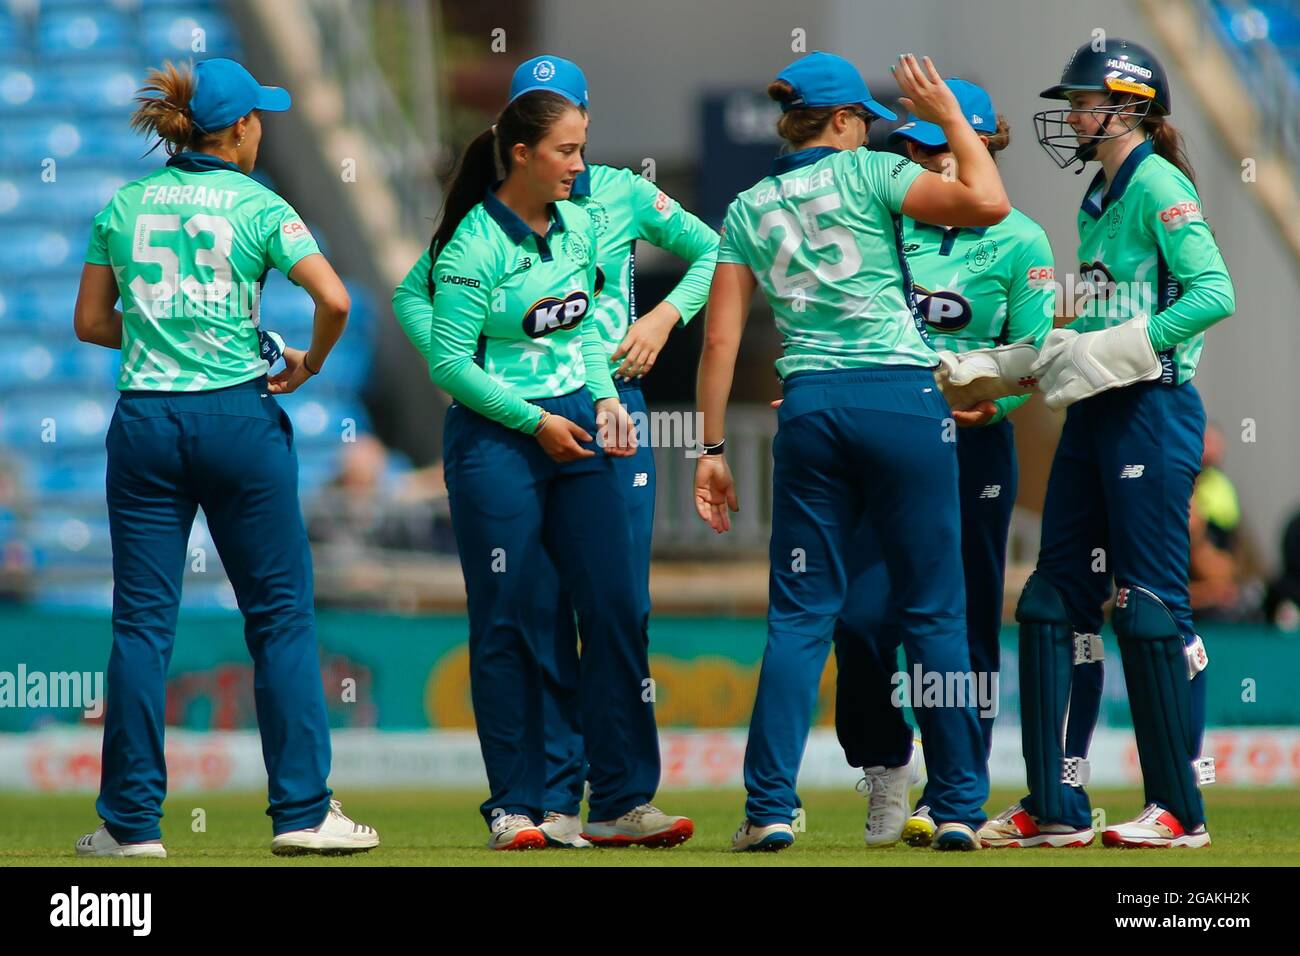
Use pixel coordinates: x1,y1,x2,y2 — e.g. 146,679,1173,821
0,0,388,609
1204,0,1300,162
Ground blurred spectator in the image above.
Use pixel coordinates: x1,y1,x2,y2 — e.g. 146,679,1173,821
0,453,34,602
1265,512,1300,632
1188,422,1263,622
305,434,453,553
1193,423,1240,550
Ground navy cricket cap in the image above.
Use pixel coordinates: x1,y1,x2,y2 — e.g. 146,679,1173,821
510,55,588,108
775,51,897,120
189,58,291,133
890,78,996,147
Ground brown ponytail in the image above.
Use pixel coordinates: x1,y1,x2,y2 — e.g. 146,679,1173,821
130,61,219,155
1142,114,1196,185
767,78,840,147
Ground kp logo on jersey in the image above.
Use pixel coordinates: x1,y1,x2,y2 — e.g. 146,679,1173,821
523,290,591,338
914,284,972,332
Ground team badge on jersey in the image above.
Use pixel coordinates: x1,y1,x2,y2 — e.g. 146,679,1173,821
584,199,611,238
523,290,591,337
914,284,973,332
561,231,592,267
966,239,998,274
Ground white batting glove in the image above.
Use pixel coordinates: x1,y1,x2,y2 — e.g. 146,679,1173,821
933,341,1040,409
1031,315,1162,410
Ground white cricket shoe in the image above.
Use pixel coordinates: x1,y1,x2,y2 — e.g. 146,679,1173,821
977,802,1094,848
270,799,379,856
485,813,547,851
1102,803,1210,849
731,819,795,852
901,806,936,847
75,824,166,859
582,803,694,848
855,763,912,847
933,822,981,851
539,811,593,848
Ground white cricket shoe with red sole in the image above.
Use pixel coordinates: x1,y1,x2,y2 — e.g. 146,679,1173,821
75,824,167,859
1102,804,1210,848
486,813,547,851
539,811,593,848
978,803,1095,848
582,804,694,848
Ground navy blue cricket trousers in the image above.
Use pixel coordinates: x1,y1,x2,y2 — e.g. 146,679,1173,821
537,379,655,815
833,419,1018,781
98,378,331,843
743,367,988,828
1024,380,1207,825
442,387,659,826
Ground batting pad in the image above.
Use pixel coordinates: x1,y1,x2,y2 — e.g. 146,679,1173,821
1016,573,1076,823
1113,584,1207,829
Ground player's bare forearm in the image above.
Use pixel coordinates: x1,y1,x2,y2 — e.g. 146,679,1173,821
696,264,755,444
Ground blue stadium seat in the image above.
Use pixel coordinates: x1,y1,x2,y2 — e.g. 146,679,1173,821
142,14,240,62
0,393,112,448
0,277,83,326
0,12,25,56
277,392,373,446
0,63,38,113
36,9,137,60
0,224,85,277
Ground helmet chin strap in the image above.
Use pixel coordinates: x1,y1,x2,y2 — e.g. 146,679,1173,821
1073,96,1117,168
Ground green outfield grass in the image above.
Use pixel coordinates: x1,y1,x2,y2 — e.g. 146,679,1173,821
3,788,1297,866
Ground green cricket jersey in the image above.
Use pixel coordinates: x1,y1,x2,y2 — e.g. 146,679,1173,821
717,145,930,377
84,152,321,391
1070,141,1234,384
392,189,615,434
568,164,718,360
905,206,1056,421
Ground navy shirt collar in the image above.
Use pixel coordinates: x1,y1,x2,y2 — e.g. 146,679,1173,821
570,167,592,198
166,151,247,175
482,185,567,246
1082,140,1154,218
769,145,840,176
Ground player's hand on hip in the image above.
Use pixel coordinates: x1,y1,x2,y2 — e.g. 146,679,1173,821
536,414,596,462
693,456,739,534
595,397,637,457
612,302,679,379
894,54,961,127
267,347,312,394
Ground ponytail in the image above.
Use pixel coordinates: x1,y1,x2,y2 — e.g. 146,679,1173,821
1142,114,1196,185
767,78,840,147
428,90,582,278
130,60,219,156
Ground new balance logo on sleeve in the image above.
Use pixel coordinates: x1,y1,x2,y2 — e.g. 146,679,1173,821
1120,464,1145,478
979,485,1001,499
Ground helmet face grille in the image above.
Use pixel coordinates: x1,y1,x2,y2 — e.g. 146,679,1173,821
1033,98,1154,171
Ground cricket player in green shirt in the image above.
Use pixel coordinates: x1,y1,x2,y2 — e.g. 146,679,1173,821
71,58,376,859
830,78,1056,849
696,52,1012,853
502,56,719,849
392,83,693,850
983,38,1235,849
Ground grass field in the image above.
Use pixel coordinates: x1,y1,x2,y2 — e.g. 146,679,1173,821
3,787,1299,866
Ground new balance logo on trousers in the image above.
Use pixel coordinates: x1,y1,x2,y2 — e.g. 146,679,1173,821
978,485,1001,499
1120,464,1145,478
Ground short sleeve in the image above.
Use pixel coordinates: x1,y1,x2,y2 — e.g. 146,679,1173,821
716,200,749,265
84,203,112,266
262,196,322,279
858,151,926,214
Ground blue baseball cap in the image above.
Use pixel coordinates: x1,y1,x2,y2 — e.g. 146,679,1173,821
889,78,996,148
776,51,897,120
509,55,588,108
188,58,291,133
